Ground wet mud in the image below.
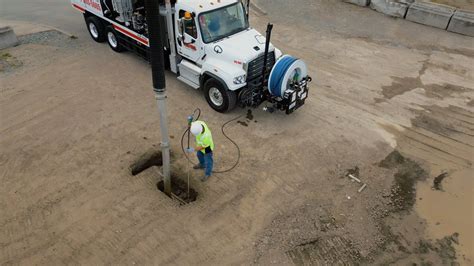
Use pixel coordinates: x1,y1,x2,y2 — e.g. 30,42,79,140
238,109,256,127
379,150,428,212
246,109,254,120
237,121,248,127
432,172,448,191
382,103,473,263
378,59,469,101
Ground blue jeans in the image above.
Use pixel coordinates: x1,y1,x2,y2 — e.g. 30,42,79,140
197,151,213,176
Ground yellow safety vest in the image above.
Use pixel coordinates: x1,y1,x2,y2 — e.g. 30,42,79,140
195,121,214,154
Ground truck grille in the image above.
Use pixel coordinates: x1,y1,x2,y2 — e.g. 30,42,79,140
246,51,276,84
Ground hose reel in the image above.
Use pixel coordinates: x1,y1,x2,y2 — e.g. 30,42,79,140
268,55,308,98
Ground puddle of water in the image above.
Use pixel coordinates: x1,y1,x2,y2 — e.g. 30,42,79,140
415,168,474,264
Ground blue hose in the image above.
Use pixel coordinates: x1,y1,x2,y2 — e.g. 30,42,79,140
269,56,297,97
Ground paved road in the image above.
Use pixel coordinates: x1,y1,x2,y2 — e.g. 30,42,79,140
0,0,87,38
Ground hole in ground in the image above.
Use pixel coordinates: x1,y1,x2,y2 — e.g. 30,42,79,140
130,149,196,204
157,175,198,204
130,149,163,176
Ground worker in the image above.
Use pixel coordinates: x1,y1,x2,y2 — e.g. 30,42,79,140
186,120,214,182
183,11,197,38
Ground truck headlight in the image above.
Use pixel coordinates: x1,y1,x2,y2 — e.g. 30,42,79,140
233,74,246,84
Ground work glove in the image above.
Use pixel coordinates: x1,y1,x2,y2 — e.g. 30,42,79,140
186,148,195,153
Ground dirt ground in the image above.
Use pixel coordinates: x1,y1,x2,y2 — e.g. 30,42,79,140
1,1,473,265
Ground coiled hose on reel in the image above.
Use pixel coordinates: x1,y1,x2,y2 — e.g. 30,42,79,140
181,108,242,174
268,55,308,97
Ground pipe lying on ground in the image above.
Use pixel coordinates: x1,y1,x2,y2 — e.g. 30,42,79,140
348,174,361,183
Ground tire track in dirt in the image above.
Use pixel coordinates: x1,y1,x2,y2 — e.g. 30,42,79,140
287,235,361,265
0,181,86,264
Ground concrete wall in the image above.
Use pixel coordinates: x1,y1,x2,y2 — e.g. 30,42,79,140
447,9,474,37
0,26,19,50
343,0,473,38
406,2,456,29
370,0,410,18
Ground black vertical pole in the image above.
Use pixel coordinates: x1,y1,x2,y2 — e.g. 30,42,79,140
145,0,166,92
144,0,171,196
261,23,273,89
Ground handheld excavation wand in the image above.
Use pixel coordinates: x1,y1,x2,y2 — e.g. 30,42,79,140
186,115,193,198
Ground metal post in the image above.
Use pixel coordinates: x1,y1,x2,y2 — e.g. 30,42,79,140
156,93,171,195
261,23,273,89
145,0,171,196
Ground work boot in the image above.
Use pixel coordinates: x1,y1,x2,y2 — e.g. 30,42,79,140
200,175,210,182
193,164,204,170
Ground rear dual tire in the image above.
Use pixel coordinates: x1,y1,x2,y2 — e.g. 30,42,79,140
86,16,124,53
106,27,125,53
86,16,106,43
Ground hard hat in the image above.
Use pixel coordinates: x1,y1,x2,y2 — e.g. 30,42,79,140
184,12,192,21
190,122,203,136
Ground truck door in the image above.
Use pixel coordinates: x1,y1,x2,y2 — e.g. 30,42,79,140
176,11,202,63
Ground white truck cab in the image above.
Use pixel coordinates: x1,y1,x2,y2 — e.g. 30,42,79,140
71,0,310,113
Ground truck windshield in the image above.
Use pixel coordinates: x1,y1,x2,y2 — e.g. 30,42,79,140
198,3,248,43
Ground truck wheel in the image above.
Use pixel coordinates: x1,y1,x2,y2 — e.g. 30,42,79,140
204,78,237,113
106,27,125,53
85,16,105,43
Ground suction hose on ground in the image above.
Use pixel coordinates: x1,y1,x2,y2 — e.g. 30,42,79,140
181,108,242,174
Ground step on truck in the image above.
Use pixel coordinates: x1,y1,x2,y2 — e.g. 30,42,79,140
71,0,311,113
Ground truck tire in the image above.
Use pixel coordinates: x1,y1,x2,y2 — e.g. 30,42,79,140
106,27,125,53
85,16,106,43
204,78,237,113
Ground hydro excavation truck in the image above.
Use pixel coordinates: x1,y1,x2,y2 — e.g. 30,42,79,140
71,0,311,113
